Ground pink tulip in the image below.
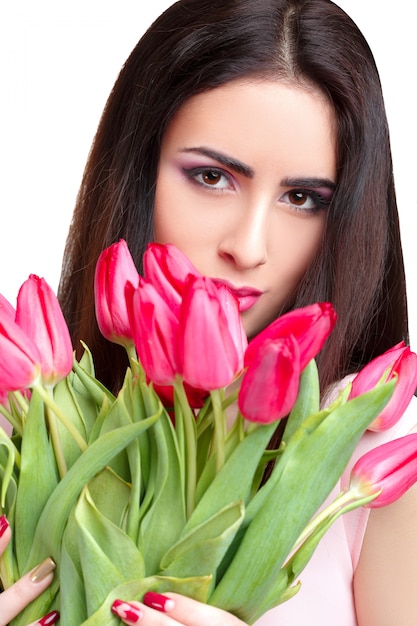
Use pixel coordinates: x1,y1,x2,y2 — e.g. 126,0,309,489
179,276,247,390
153,381,208,410
0,310,41,392
245,302,336,371
0,293,15,319
94,239,140,347
15,275,73,387
127,278,179,386
238,335,300,423
349,342,417,431
349,434,417,508
143,243,201,315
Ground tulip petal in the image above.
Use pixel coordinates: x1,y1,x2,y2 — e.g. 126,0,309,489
349,342,417,431
128,278,179,386
238,335,300,423
0,293,16,319
16,275,73,386
179,277,245,390
0,311,41,391
94,240,140,347
350,433,417,507
143,243,201,315
245,302,336,371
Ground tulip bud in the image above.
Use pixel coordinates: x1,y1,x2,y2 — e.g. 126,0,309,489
349,434,417,507
94,239,140,347
143,243,201,315
128,278,179,386
0,309,41,392
15,275,73,387
245,303,336,371
0,293,16,319
238,335,300,423
179,276,247,390
349,342,417,431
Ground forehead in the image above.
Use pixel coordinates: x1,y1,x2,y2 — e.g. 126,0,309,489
162,79,337,180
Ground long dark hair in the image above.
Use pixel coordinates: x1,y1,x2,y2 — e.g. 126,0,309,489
58,0,408,394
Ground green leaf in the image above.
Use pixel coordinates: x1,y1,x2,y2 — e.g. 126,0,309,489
0,428,19,508
74,487,145,614
209,380,395,621
70,348,115,439
114,374,146,541
81,575,212,626
283,358,320,441
14,390,59,574
160,501,244,589
60,512,88,626
0,463,18,589
138,386,186,574
87,468,131,528
53,377,88,468
13,409,160,624
195,415,246,505
74,343,115,406
185,421,277,533
25,413,161,570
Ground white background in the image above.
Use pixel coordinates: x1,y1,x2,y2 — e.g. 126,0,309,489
1,2,416,345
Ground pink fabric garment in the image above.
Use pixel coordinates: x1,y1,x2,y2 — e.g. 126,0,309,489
254,393,417,626
0,413,12,435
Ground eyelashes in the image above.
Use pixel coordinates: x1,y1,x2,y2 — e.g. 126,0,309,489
281,189,333,213
182,166,231,190
181,165,333,213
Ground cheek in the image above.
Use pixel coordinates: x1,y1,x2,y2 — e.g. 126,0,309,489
271,214,325,284
154,203,203,251
154,169,205,246
154,175,226,266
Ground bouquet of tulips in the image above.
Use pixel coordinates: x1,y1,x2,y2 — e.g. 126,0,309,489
1,240,417,625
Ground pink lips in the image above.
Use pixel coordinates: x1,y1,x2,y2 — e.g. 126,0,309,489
212,279,263,312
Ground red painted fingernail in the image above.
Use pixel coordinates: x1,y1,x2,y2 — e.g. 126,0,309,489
0,515,9,538
111,600,142,623
38,611,60,625
143,591,175,612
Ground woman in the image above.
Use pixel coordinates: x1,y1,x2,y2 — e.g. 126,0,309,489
2,0,416,624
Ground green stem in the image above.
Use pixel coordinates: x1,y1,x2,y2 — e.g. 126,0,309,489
33,382,87,452
0,402,22,437
174,378,197,518
14,391,29,415
290,487,380,554
210,388,226,473
44,389,68,479
125,342,140,376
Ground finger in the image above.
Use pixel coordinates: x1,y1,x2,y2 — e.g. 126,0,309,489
111,593,247,626
112,598,184,625
26,610,60,626
146,593,246,625
0,557,56,626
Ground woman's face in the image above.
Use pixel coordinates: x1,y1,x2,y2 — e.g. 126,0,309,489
154,79,336,339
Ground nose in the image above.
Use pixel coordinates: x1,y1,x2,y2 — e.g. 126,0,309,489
218,201,268,270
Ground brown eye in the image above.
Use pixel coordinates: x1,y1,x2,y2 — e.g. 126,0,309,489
202,170,222,185
183,166,231,190
288,190,308,206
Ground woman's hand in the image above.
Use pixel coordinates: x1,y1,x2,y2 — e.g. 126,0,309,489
0,515,59,626
111,592,248,625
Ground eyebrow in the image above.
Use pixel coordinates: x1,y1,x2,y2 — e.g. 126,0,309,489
179,147,336,190
179,146,255,178
282,177,336,190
